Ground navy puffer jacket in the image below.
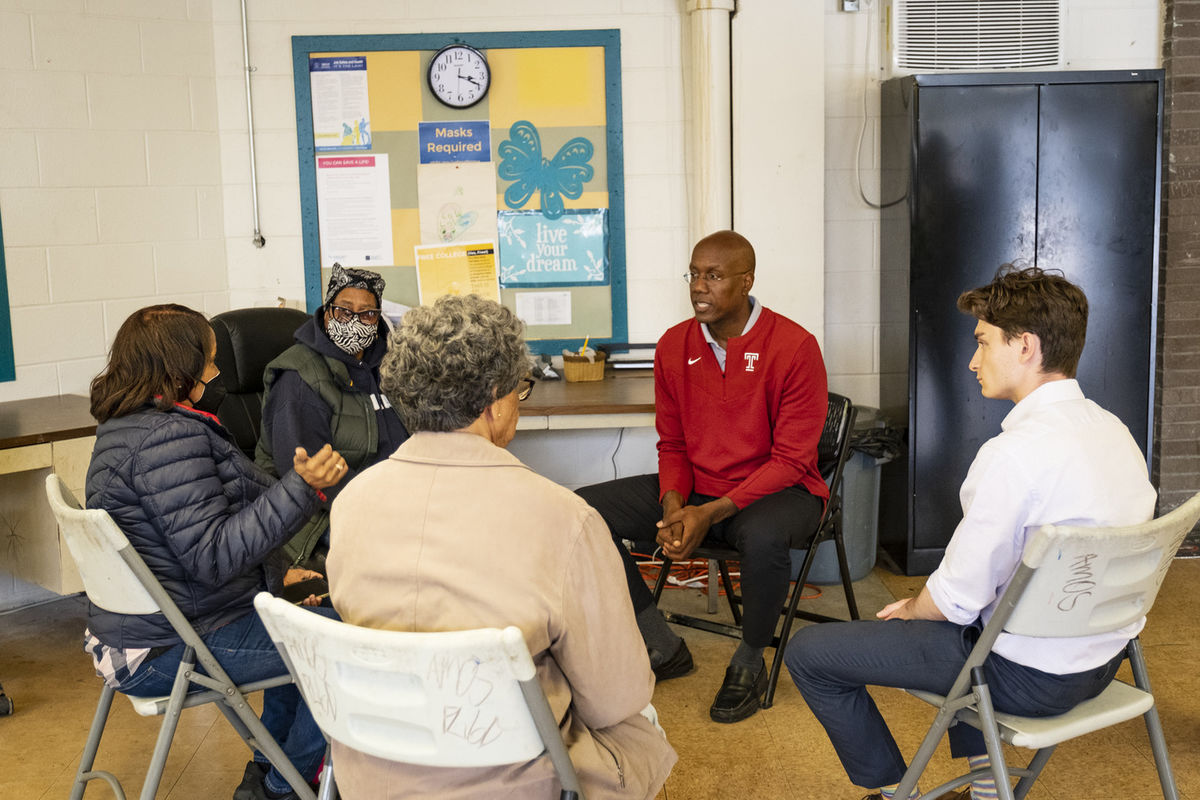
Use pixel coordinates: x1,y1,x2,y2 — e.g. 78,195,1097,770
85,404,320,648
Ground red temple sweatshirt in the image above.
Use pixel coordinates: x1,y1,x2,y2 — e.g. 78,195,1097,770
653,306,829,509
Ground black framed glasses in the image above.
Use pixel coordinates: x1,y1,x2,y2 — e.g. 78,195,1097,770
330,305,382,325
683,270,750,285
517,377,535,402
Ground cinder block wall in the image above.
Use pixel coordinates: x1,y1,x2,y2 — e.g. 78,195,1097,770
1159,1,1200,519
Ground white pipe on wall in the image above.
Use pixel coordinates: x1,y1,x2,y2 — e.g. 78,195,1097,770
686,0,735,242
240,0,266,248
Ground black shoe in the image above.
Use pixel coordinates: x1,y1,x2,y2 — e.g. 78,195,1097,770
232,762,304,800
232,762,268,800
652,639,694,682
708,660,767,723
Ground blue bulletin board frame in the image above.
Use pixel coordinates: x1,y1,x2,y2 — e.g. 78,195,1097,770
0,211,14,382
291,29,627,354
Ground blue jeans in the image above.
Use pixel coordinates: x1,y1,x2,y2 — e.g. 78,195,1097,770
784,618,1124,789
115,606,339,795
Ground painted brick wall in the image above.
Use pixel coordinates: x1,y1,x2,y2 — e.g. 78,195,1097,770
1159,0,1200,516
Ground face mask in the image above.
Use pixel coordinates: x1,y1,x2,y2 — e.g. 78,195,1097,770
326,316,378,356
192,373,227,416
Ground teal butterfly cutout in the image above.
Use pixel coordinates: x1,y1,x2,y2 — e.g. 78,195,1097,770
498,120,594,219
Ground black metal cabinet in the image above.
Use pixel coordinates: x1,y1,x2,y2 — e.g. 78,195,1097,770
879,71,1162,575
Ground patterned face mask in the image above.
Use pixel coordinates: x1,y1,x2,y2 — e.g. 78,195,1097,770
326,316,378,356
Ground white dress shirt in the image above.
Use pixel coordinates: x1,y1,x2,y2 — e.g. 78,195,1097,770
925,379,1157,674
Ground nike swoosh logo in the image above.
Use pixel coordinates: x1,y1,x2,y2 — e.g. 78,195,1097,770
688,356,702,365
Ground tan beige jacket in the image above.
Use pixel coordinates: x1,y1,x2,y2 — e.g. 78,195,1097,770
327,431,676,799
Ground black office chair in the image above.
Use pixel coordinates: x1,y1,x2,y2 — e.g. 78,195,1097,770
650,392,860,708
210,307,310,459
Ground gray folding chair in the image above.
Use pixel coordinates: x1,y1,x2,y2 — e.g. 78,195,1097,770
895,490,1200,800
253,592,586,800
45,474,316,800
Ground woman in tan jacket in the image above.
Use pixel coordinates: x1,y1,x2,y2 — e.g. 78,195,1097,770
326,294,676,799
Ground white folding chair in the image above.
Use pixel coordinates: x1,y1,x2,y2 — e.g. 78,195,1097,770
253,592,587,800
895,490,1200,800
45,474,316,800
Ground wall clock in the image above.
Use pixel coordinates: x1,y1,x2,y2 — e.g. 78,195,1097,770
428,44,491,109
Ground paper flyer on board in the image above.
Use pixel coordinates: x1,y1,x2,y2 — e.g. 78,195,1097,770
315,154,394,268
413,241,500,304
417,162,498,246
310,56,371,151
515,291,572,326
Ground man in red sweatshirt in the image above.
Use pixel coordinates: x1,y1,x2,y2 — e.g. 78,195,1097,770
578,230,828,723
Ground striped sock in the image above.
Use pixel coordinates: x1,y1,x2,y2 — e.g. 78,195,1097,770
878,783,920,799
967,754,999,799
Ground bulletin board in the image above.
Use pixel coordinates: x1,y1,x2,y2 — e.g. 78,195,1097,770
291,30,627,353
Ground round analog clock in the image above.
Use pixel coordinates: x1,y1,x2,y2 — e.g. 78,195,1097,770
427,44,491,109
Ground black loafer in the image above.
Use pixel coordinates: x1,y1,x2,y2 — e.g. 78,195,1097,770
709,660,767,723
652,639,694,682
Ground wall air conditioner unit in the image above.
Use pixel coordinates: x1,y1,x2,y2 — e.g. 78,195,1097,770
881,0,1063,79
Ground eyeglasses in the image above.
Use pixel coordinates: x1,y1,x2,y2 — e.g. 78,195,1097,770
683,270,750,285
518,377,535,402
330,305,382,325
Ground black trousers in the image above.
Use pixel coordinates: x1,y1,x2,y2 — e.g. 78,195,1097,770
577,474,822,648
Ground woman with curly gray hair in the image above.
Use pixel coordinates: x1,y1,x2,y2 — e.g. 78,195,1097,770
326,294,676,800
380,292,531,439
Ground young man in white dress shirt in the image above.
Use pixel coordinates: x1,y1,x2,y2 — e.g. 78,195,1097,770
784,265,1157,800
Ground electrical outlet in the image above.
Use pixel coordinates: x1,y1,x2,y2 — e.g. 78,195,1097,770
842,0,860,10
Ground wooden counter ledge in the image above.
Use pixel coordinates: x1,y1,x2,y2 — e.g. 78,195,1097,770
518,369,655,417
0,394,97,450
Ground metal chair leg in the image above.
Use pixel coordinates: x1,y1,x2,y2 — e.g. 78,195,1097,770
651,556,673,602
71,684,127,800
317,744,337,800
830,514,860,619
1127,638,1180,800
895,699,961,800
207,700,317,800
1013,747,1054,800
706,559,719,613
971,668,1015,800
139,649,197,800
716,560,741,625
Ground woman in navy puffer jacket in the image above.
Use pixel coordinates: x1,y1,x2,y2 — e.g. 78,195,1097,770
84,304,347,800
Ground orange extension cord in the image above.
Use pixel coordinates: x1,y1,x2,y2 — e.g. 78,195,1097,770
632,550,824,601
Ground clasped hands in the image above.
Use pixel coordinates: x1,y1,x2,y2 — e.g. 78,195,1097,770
655,491,738,561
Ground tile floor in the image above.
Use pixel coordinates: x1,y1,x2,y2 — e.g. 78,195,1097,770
2,560,1198,799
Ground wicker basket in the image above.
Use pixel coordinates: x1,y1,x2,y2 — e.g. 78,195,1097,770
562,351,607,382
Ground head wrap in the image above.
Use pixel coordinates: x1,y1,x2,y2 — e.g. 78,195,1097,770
324,263,386,308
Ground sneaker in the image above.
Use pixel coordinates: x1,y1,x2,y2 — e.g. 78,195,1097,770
652,639,694,682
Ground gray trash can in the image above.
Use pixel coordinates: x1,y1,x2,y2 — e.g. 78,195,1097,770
791,406,896,585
